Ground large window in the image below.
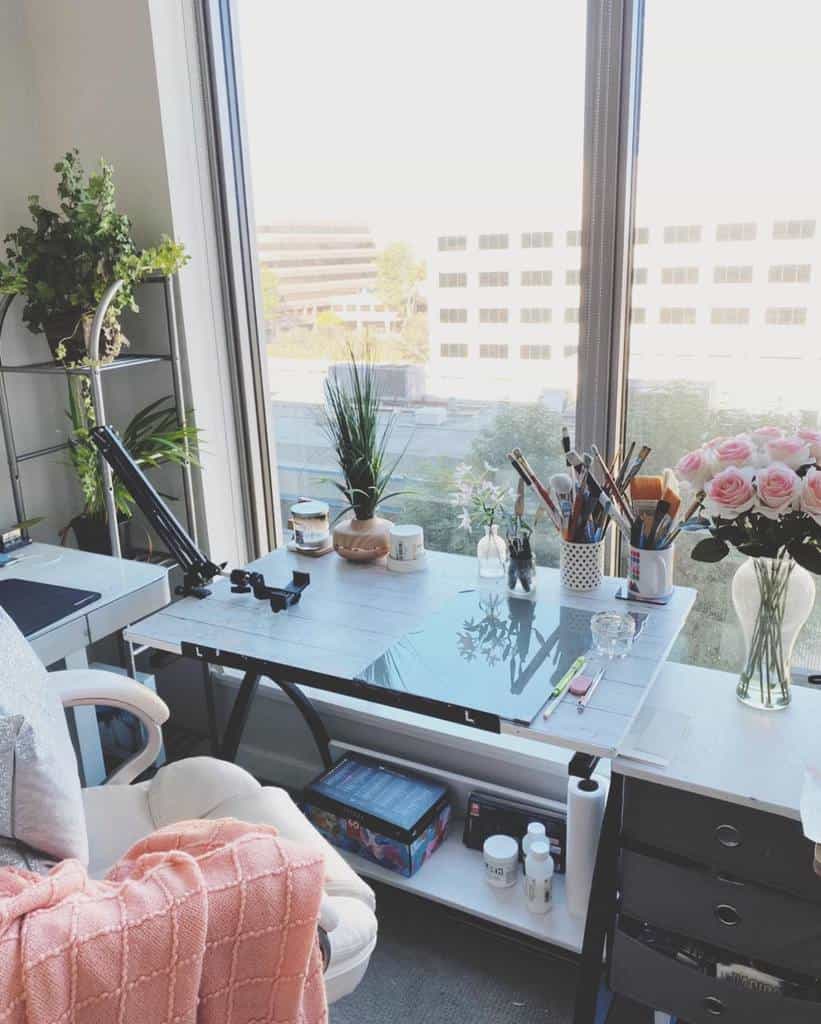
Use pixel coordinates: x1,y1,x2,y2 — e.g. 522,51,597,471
229,0,819,675
237,0,585,568
624,0,821,673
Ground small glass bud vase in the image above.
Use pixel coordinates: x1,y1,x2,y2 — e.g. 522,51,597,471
732,555,815,711
477,524,507,578
508,553,537,597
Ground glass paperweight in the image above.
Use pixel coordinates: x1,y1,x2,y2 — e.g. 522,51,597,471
590,611,635,659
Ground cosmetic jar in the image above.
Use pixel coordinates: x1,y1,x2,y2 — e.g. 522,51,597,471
521,821,547,859
386,523,426,573
483,834,519,888
290,500,330,551
591,610,635,659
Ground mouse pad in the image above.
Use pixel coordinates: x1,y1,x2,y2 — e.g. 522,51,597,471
0,578,101,636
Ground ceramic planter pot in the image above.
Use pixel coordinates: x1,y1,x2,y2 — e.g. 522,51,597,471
44,311,126,366
70,513,132,556
332,515,392,562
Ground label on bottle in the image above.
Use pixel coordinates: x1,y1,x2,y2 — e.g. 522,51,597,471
525,875,552,912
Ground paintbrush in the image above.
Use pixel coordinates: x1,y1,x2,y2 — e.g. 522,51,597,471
561,425,571,466
510,449,563,529
663,489,706,547
616,441,636,488
590,444,634,524
549,472,575,536
621,445,652,491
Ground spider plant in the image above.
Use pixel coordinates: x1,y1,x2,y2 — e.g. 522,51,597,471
66,384,201,523
322,351,407,520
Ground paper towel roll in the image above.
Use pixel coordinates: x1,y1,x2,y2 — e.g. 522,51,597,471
566,776,607,919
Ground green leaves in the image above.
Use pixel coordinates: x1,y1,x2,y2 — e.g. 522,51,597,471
0,150,188,351
788,541,821,575
690,536,730,563
322,350,407,520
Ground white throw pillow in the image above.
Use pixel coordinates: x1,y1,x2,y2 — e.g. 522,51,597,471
0,607,88,864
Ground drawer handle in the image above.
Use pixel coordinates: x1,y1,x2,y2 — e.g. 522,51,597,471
704,995,725,1016
714,903,741,927
715,824,742,848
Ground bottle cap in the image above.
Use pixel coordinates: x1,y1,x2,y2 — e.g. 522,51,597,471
527,821,546,836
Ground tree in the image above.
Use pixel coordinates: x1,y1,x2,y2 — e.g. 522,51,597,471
396,312,429,364
375,242,425,320
260,266,280,324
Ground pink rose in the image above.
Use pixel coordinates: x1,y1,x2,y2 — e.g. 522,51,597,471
714,436,755,469
766,436,812,470
704,436,729,449
797,428,821,462
751,426,785,443
756,462,801,518
704,466,755,519
801,468,821,524
675,447,714,487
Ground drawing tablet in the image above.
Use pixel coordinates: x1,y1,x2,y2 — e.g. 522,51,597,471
0,578,101,636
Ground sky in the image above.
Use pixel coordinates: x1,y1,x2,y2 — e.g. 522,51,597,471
237,0,821,257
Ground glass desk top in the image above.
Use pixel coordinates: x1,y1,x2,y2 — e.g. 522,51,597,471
356,590,647,726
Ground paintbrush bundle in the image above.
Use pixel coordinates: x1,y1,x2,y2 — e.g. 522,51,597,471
509,437,707,554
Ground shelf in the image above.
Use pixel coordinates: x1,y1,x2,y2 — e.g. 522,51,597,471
338,821,584,954
0,353,171,376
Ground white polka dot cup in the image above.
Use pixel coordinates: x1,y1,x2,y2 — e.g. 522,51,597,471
560,539,604,592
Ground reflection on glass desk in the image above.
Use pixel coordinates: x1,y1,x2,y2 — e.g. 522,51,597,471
356,591,648,726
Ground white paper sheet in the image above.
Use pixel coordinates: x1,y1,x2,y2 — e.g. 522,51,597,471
799,766,821,877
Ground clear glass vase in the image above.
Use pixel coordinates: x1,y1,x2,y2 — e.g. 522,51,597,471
732,555,815,710
477,524,507,578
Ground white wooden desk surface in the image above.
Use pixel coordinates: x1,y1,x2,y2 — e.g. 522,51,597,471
127,547,695,761
615,661,821,822
1,542,170,666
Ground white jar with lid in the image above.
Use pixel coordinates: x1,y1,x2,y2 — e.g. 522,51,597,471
521,821,547,859
386,524,426,573
483,834,519,888
524,840,554,914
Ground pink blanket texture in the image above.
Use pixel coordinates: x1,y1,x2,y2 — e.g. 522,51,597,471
0,818,328,1024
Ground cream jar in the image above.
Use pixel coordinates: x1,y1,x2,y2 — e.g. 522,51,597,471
290,500,330,551
483,834,519,888
386,523,426,573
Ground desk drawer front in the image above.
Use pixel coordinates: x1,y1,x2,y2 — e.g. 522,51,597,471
622,778,821,903
622,849,821,975
611,927,821,1024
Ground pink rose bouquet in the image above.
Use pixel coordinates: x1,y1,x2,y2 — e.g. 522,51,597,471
676,429,821,571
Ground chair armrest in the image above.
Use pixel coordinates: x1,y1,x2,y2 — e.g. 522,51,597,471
53,669,170,786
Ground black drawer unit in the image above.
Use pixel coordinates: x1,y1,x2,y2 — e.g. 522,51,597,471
622,777,821,903
621,849,821,976
611,926,821,1024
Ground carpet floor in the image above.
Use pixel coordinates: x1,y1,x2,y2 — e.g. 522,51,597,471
330,882,649,1024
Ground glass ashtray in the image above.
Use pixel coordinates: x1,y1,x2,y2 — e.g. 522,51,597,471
591,611,636,659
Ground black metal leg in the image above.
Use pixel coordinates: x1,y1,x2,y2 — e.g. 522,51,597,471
201,659,220,755
277,679,333,770
217,670,333,770
220,671,261,762
573,773,625,1024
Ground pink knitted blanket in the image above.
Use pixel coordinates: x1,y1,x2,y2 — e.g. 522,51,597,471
0,819,328,1024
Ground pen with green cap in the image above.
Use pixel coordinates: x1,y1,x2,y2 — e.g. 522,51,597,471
542,655,586,719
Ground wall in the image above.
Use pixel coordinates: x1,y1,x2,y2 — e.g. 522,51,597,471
0,0,248,566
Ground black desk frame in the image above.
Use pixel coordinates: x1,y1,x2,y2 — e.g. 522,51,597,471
186,641,623,1024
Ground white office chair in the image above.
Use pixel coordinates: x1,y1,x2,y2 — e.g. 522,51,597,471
53,668,378,1004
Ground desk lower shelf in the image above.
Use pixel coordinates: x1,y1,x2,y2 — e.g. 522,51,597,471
338,821,584,954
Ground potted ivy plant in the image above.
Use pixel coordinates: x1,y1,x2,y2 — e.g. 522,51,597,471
323,351,406,561
65,385,201,555
0,150,188,366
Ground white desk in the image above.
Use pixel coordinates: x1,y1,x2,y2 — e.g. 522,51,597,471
1,543,170,782
126,547,695,762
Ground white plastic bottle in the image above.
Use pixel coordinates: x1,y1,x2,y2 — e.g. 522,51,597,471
521,821,547,859
524,840,554,915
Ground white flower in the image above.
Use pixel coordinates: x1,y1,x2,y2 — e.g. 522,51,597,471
457,509,472,531
483,461,499,473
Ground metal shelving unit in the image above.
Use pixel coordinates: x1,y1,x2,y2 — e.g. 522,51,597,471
0,273,198,559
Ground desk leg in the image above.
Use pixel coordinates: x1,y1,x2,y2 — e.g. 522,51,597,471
573,773,624,1024
220,671,261,762
200,660,220,756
